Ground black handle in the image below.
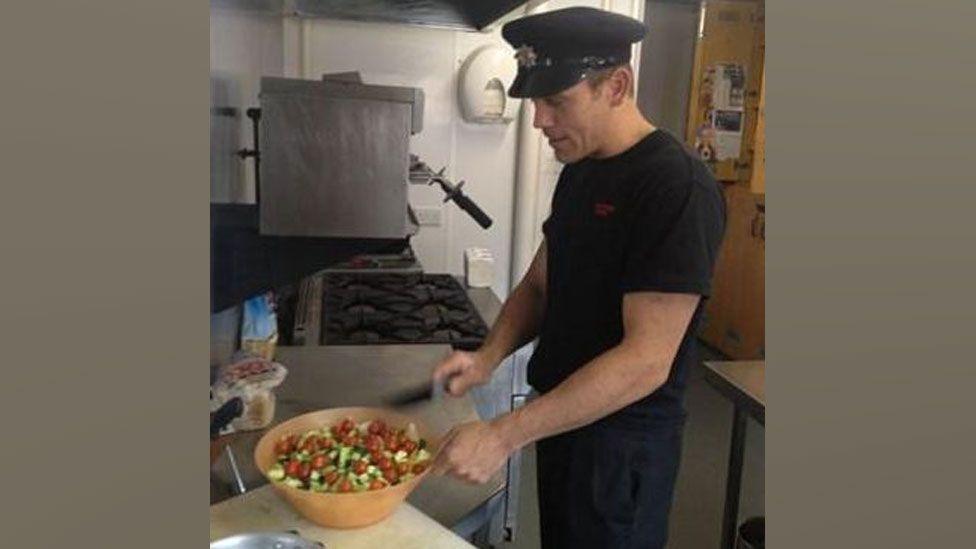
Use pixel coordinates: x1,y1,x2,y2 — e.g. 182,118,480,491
210,397,244,440
236,108,262,203
449,190,493,229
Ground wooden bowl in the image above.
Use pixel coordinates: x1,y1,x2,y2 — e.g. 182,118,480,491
254,407,439,529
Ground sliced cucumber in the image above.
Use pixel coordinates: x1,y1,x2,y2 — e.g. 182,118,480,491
267,464,285,481
338,446,352,469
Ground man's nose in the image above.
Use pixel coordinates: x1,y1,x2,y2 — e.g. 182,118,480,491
532,101,552,129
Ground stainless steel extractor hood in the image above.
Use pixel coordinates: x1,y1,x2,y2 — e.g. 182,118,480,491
210,0,544,31
258,76,423,239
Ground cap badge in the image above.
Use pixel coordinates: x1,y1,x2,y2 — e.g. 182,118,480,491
514,45,539,69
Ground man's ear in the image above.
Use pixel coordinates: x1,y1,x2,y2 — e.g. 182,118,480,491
607,67,631,107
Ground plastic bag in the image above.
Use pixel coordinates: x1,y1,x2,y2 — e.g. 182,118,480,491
211,354,288,433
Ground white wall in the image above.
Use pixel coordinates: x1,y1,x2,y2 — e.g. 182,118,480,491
210,8,283,203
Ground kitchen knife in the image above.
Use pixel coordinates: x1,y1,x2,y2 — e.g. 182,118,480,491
386,384,435,407
386,375,456,407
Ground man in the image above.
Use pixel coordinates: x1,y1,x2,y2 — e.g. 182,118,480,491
431,7,726,548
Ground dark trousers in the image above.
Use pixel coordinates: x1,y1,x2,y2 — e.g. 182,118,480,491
536,420,684,549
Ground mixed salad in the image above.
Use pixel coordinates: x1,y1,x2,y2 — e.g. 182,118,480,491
266,417,432,493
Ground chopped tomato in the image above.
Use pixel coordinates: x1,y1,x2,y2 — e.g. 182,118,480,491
364,434,382,452
352,460,368,475
285,460,301,478
311,455,328,470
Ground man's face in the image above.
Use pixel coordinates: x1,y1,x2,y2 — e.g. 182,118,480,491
532,80,611,164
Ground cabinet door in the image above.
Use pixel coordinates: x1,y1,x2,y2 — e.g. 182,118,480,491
701,185,765,359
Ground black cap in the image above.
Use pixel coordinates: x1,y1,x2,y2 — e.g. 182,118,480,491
502,7,647,98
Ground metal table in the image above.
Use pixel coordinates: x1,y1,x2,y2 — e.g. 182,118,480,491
703,360,765,549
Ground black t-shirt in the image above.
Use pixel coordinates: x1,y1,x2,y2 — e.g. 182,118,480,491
527,129,726,429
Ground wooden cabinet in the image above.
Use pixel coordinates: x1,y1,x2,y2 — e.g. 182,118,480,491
701,185,764,359
686,0,765,359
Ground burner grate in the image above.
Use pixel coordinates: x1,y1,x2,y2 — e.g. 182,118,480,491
322,273,489,348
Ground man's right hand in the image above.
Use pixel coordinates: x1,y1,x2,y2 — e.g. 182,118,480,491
432,350,493,397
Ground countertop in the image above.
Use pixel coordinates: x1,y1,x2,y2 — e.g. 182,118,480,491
210,485,475,549
702,360,765,424
212,345,506,529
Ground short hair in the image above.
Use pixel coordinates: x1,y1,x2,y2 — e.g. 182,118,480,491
584,64,635,98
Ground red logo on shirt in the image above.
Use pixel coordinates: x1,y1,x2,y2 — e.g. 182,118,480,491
594,202,616,217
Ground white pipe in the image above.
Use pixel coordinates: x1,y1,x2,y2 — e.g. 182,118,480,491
509,2,549,290
630,0,645,89
301,18,312,78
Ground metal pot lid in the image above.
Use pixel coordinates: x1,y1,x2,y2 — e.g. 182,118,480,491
210,531,325,549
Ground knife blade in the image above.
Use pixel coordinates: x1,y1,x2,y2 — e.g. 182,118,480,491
386,384,435,407
386,374,456,407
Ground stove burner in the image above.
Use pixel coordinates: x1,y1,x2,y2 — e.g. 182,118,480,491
322,273,489,348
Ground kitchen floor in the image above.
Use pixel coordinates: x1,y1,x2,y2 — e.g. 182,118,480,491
496,340,764,549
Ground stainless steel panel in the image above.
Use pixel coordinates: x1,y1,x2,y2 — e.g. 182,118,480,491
289,0,534,31
511,344,534,395
265,76,424,134
504,393,529,541
258,78,414,239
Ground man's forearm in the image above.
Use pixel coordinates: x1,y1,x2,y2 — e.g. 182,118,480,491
494,341,672,449
477,280,545,369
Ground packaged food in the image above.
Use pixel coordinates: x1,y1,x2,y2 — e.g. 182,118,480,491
240,292,278,360
211,355,287,432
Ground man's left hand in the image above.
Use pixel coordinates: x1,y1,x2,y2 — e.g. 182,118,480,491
431,420,514,484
